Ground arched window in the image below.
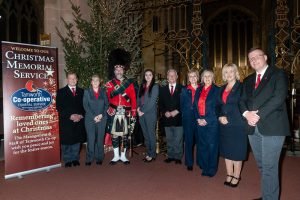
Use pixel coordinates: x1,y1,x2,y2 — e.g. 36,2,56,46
207,8,256,69
0,0,40,44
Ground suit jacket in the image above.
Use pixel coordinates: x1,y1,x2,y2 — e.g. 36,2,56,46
217,81,245,127
180,86,196,120
159,83,183,127
239,66,290,136
56,85,86,144
83,87,109,123
194,84,219,126
137,84,159,117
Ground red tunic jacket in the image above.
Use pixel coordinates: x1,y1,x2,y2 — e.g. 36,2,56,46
105,78,137,117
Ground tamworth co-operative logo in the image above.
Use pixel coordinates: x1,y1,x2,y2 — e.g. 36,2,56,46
11,80,52,111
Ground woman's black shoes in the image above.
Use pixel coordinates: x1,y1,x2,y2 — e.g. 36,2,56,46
187,166,193,171
224,175,241,187
96,161,102,165
85,161,102,166
224,175,234,186
229,176,241,187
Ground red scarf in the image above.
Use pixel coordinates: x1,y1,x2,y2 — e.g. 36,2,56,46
198,85,212,116
187,84,198,103
222,89,231,104
93,88,100,99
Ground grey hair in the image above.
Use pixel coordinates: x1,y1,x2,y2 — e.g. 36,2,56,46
200,69,215,83
167,68,178,76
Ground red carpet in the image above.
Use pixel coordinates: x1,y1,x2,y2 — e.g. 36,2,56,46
0,147,299,200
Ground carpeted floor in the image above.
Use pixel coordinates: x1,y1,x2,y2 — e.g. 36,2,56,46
0,147,300,200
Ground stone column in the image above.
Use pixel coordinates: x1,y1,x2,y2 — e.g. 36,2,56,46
44,0,89,87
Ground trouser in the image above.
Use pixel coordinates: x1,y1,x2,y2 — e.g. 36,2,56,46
165,126,183,159
85,120,106,162
183,118,197,167
248,127,285,200
196,125,219,176
61,143,80,163
139,115,157,158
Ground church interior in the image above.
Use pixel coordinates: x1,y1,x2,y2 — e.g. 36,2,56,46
0,0,300,199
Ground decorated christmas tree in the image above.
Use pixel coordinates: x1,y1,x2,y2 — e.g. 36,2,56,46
57,0,143,87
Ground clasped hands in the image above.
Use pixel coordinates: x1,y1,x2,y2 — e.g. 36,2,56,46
197,119,207,126
244,110,260,126
165,110,179,118
218,116,229,125
94,114,103,123
70,114,83,122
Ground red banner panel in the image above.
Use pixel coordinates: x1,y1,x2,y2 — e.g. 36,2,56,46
1,41,61,179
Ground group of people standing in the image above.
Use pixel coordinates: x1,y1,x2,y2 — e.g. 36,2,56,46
179,65,247,185
56,47,289,200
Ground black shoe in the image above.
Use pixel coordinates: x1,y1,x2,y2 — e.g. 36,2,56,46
134,143,143,147
122,160,130,165
187,166,193,171
201,172,208,176
201,172,214,177
175,159,182,164
72,160,80,167
65,162,72,168
143,156,155,163
96,161,102,165
224,175,233,186
109,161,118,165
85,162,92,166
229,176,241,188
164,158,174,163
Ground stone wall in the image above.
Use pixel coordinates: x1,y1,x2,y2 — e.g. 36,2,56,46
44,0,90,87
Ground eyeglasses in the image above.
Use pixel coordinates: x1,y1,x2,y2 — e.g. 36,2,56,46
248,54,264,62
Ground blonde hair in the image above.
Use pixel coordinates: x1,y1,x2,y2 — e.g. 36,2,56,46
187,68,200,81
222,63,240,82
200,69,215,83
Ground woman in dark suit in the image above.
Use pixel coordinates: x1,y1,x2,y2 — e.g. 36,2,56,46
180,69,200,171
218,63,247,187
137,69,159,162
83,75,109,166
194,69,219,177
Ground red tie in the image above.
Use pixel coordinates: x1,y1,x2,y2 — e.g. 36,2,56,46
170,85,174,95
255,74,261,89
72,88,76,96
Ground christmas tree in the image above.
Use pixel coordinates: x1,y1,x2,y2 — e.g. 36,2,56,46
57,0,143,87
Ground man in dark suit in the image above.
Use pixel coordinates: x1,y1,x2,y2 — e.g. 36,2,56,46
239,48,290,200
159,69,183,164
56,72,86,168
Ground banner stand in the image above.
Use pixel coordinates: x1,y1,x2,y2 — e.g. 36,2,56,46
5,164,61,179
2,41,61,179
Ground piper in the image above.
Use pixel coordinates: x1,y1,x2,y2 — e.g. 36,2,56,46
105,48,137,165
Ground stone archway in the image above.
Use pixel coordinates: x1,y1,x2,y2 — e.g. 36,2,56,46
204,6,258,85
